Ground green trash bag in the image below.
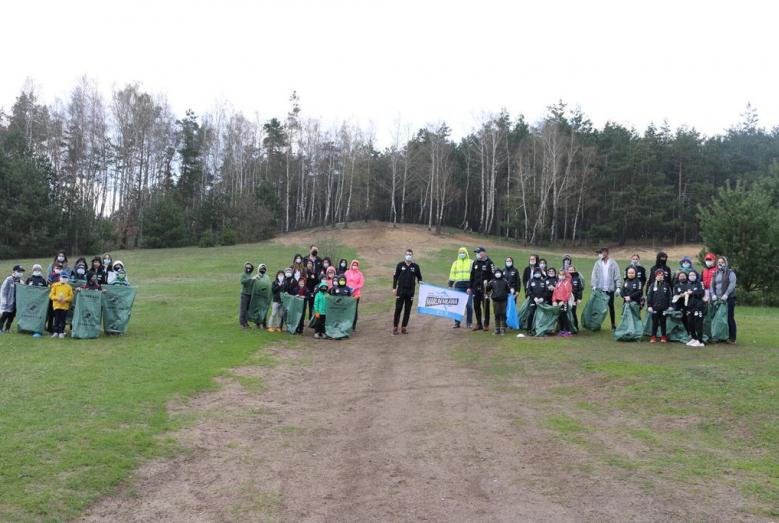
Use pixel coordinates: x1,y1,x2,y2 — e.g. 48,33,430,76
247,275,272,324
708,300,729,342
281,293,307,334
65,281,82,326
324,294,357,339
664,309,690,343
102,285,137,334
582,291,609,331
614,302,642,342
517,298,531,329
71,289,103,339
643,312,653,337
566,307,578,334
532,303,560,336
15,285,50,333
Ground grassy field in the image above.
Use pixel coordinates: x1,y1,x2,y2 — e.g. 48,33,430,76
1,228,778,519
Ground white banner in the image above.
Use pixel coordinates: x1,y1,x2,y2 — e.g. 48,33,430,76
416,283,469,321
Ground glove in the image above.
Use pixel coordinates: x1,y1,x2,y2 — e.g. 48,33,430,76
648,307,654,313
615,288,621,297
315,312,321,319
534,297,543,304
722,293,728,301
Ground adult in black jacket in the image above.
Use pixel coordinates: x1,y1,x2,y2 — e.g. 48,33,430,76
521,254,539,295
487,269,511,335
685,270,707,346
647,270,672,342
625,254,647,290
646,252,671,295
621,267,643,304
525,270,547,335
503,257,520,299
468,247,494,331
307,245,323,281
392,248,423,335
568,266,585,330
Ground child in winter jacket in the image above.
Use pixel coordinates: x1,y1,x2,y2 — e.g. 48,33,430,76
345,260,365,330
313,281,329,338
672,270,691,332
544,268,558,304
1,265,25,333
552,270,574,336
49,272,74,338
330,275,353,297
621,267,644,306
295,278,308,334
685,270,707,347
486,268,511,335
25,264,48,287
647,269,672,343
525,270,547,335
568,266,585,330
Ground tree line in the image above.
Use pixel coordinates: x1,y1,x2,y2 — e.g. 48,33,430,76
2,78,778,260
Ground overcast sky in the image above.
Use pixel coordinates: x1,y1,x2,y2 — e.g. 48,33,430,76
3,0,776,145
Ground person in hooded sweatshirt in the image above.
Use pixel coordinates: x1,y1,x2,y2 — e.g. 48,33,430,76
268,270,286,332
323,265,337,290
522,254,540,296
552,269,574,337
448,247,473,328
525,269,547,335
544,267,558,305
486,268,511,335
239,262,255,329
647,269,672,343
345,260,364,330
294,278,309,334
1,265,25,333
568,265,585,331
702,252,717,290
709,256,737,344
336,258,349,276
87,256,108,286
685,270,707,347
313,281,329,339
672,270,691,333
678,257,694,276
331,275,353,297
647,252,672,294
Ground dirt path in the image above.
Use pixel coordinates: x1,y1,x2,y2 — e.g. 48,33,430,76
80,224,719,522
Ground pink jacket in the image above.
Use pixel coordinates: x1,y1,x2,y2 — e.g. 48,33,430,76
345,260,365,298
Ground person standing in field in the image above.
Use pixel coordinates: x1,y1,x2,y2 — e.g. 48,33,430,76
685,270,707,347
590,247,622,330
522,254,539,296
568,265,585,331
448,247,473,329
625,253,647,290
504,257,520,302
709,256,737,344
392,248,423,335
345,260,364,330
647,269,672,343
486,267,510,335
701,252,717,289
0,265,25,333
239,261,255,329
49,271,74,339
468,247,494,332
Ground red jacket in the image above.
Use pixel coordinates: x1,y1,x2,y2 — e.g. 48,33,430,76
552,273,573,303
702,252,717,289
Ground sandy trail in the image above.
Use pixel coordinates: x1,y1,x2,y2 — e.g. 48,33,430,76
80,223,730,522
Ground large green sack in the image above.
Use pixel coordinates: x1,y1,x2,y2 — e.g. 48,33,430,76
566,307,578,334
532,303,559,336
66,281,82,326
517,298,531,329
15,285,49,333
708,300,729,342
614,302,642,342
71,290,103,339
582,291,609,331
281,293,306,334
102,285,137,334
643,312,652,337
247,276,272,324
664,309,690,343
324,294,357,339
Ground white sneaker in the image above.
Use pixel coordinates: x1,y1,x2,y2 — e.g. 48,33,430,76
686,339,696,346
51,333,58,338
697,341,705,347
516,333,526,338
59,333,65,339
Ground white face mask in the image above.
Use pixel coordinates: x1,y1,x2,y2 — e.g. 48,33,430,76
631,259,639,266
405,254,412,262
705,260,714,268
529,260,536,266
277,275,284,282
33,271,41,277
77,268,85,275
103,259,111,265
285,272,292,278
57,256,65,262
597,254,604,260
506,261,513,268
294,271,301,280
323,262,330,268
295,258,302,264
13,271,21,278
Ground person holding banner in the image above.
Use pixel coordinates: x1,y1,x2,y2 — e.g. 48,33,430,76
448,247,473,329
392,248,423,335
468,247,494,332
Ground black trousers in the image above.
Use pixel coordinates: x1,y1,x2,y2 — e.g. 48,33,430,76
571,303,579,330
606,291,616,328
307,293,316,319
493,300,506,329
393,293,413,327
474,291,491,327
314,314,326,335
0,310,15,330
677,305,689,333
558,302,572,332
687,309,704,342
651,310,667,337
353,297,360,329
727,296,737,341
526,303,537,333
53,309,67,334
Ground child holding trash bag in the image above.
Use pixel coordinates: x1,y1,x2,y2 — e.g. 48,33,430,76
486,268,511,335
569,266,585,331
544,267,558,304
672,270,691,333
647,269,672,343
685,270,707,347
552,269,574,337
49,271,74,338
525,270,547,335
313,281,329,339
622,267,644,306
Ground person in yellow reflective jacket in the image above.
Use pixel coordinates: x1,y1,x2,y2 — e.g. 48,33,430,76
448,246,473,329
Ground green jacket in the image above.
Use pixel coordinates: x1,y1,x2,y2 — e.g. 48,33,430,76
240,272,254,295
313,289,328,315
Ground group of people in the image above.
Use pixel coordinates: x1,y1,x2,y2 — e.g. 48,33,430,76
442,246,737,345
239,245,365,338
0,251,131,338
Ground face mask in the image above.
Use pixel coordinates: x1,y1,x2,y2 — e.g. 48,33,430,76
323,262,330,268
278,275,284,282
259,268,266,275
458,252,466,259
682,262,691,269
294,271,301,280
705,260,713,268
340,262,347,268
718,263,725,269
285,272,292,278
660,259,667,264
631,260,638,266
295,258,302,264
506,261,513,268
495,271,503,279
77,268,85,275
351,265,358,271
33,270,41,277
54,269,62,275
245,266,253,273
689,274,697,282
597,254,604,260
13,271,21,278
533,273,541,279
104,259,111,265
339,280,346,287
539,263,546,270
405,255,412,262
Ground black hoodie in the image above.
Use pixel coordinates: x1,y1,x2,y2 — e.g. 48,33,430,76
647,252,672,294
